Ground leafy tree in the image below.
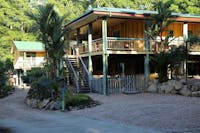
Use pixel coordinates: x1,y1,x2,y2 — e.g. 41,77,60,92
146,1,176,82
0,0,36,60
27,4,67,80
145,1,175,51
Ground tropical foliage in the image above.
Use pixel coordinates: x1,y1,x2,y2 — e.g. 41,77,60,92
146,1,187,83
145,1,174,51
27,4,68,80
0,59,14,98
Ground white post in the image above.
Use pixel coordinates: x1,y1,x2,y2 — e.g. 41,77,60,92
23,52,27,76
88,23,93,91
183,23,188,77
102,18,108,95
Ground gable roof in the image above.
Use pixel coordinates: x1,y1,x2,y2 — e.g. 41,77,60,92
13,41,45,52
65,7,200,30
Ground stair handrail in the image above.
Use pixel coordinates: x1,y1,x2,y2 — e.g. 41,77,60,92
65,57,79,92
79,56,90,77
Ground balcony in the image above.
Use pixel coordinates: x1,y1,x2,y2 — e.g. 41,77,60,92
78,37,200,55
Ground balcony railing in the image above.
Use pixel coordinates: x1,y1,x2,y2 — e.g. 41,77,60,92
78,37,200,54
189,43,200,52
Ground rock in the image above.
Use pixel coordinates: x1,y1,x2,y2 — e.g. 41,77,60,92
179,85,191,96
167,80,183,91
147,84,157,93
38,99,50,109
44,101,53,110
179,79,186,85
151,79,158,85
49,101,56,110
191,82,200,92
25,98,32,106
165,85,175,94
54,102,61,110
159,84,168,93
191,91,200,97
31,99,39,108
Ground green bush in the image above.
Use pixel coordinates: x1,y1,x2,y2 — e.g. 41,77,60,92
65,91,93,107
0,59,14,98
22,68,45,84
27,77,59,100
0,85,14,98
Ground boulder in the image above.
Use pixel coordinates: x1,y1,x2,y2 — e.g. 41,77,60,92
44,101,53,110
179,79,186,85
31,99,39,108
191,91,200,97
38,99,50,109
191,82,200,92
147,84,157,93
25,98,32,106
179,85,191,96
54,102,61,110
167,80,183,91
49,101,56,110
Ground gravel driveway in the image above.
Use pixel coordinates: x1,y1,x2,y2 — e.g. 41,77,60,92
70,93,200,133
0,87,200,133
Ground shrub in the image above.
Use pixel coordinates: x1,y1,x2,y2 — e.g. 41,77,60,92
27,77,59,100
65,91,93,107
22,68,46,84
0,85,14,98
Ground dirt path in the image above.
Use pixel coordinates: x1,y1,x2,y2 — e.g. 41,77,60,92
1,87,200,133
0,88,162,133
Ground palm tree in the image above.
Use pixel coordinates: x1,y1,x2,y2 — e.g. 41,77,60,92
145,1,174,51
145,1,175,83
27,4,67,80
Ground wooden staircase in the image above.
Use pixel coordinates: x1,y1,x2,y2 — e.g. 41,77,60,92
65,56,90,93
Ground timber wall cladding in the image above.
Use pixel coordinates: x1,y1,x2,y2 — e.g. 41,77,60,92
162,22,183,37
107,20,144,38
188,23,200,36
107,20,145,50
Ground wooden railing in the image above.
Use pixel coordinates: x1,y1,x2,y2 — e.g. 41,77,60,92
107,37,145,51
92,38,103,52
79,44,88,54
189,43,200,52
78,37,200,54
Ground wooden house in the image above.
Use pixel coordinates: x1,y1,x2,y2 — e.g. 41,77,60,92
64,7,200,95
11,41,45,86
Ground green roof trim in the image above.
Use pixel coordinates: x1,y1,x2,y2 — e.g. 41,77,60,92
13,41,45,52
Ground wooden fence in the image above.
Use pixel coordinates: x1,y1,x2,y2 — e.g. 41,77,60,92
91,75,146,95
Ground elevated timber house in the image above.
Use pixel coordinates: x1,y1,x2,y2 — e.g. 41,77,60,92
64,7,200,95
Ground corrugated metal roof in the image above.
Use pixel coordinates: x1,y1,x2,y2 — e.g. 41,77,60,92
65,7,200,28
13,41,45,52
93,7,158,15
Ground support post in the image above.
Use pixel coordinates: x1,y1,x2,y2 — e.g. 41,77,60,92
144,20,150,89
102,18,108,95
183,23,188,79
88,23,93,91
23,52,27,76
76,28,80,93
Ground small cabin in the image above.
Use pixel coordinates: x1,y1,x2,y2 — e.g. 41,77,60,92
11,41,45,86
